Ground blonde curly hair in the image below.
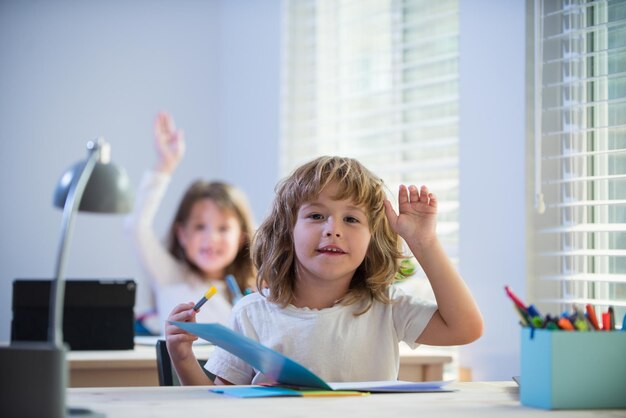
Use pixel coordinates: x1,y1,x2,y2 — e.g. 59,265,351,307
253,156,402,315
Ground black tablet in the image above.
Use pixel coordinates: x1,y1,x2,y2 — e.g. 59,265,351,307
10,279,136,350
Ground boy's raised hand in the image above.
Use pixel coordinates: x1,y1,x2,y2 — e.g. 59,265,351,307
154,111,185,174
383,184,438,246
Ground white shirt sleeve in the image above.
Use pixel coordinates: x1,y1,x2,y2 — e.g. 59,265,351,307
390,285,438,349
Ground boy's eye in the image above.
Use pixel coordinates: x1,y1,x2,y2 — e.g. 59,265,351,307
194,223,206,231
309,213,324,220
219,225,231,232
345,216,359,223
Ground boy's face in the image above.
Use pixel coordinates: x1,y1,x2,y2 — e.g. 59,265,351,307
176,198,243,279
292,182,371,290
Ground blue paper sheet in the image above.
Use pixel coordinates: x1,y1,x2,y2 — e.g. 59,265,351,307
210,386,302,398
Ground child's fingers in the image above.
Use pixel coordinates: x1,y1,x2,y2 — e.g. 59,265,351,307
168,302,195,317
408,185,420,203
427,191,438,208
397,184,409,206
165,316,198,340
417,185,436,207
415,185,427,201
166,330,198,343
154,112,169,136
154,112,180,144
165,303,196,327
410,185,436,207
160,112,175,132
164,324,194,340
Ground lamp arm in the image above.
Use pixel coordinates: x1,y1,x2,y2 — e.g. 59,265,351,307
49,145,101,348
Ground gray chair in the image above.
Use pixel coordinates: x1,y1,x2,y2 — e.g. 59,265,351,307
155,339,213,386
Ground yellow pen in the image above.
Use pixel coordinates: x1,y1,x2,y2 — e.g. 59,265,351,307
193,286,217,311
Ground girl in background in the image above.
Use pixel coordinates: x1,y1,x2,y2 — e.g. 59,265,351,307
126,112,255,332
166,156,483,385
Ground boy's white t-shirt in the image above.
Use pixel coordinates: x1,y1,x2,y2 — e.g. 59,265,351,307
204,286,437,384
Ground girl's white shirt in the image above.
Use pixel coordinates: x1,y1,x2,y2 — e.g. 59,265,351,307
125,171,232,332
205,286,437,384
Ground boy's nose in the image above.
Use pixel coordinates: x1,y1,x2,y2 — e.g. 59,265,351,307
324,219,341,237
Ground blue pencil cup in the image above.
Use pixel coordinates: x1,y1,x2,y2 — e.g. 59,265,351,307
520,328,626,409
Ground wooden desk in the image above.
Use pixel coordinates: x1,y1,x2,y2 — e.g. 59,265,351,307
67,344,212,387
67,382,619,417
67,344,453,387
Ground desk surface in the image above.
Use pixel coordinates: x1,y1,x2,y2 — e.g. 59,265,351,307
67,382,621,418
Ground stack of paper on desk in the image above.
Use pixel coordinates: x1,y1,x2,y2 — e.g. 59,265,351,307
171,321,452,394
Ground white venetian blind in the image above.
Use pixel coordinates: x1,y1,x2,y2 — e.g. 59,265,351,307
281,0,460,267
532,0,626,323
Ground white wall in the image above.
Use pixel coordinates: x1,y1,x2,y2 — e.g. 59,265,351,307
0,0,280,341
458,0,527,380
214,0,280,220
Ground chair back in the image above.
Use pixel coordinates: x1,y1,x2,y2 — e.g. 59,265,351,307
155,339,213,386
156,339,175,386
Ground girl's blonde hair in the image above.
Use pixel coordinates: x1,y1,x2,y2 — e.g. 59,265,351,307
167,181,255,293
253,156,402,314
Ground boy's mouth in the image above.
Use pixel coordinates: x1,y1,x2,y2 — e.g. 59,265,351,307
317,245,346,254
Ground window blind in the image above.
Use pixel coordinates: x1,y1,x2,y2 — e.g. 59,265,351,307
532,0,626,323
281,0,460,266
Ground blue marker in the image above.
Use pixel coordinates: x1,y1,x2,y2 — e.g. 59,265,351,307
622,313,626,331
225,274,244,304
527,304,542,318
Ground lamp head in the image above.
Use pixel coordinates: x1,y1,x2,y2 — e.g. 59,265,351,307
53,138,133,213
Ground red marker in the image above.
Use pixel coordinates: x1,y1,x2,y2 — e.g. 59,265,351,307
504,286,528,313
602,312,612,331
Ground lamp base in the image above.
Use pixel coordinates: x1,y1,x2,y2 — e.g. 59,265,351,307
0,342,102,418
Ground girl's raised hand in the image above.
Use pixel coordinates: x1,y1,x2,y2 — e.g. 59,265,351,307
154,111,185,174
165,302,198,362
383,184,438,246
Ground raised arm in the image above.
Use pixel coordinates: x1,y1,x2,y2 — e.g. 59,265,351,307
383,185,483,346
124,112,187,286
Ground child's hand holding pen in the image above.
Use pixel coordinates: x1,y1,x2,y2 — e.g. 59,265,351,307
165,286,217,362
